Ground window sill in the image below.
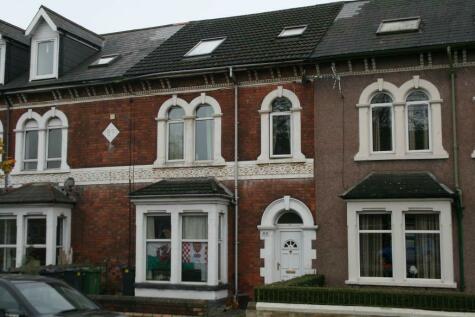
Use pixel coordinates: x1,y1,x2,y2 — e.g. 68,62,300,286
11,168,71,176
153,161,226,169
345,279,457,289
354,152,449,161
256,157,308,165
135,282,228,291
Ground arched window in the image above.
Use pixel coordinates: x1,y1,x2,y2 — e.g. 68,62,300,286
277,211,303,224
167,106,185,161
271,97,292,157
406,90,430,151
195,104,214,161
23,119,39,171
370,92,393,153
45,118,62,169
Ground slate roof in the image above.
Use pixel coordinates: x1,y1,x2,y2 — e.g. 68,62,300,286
41,6,104,48
1,24,184,90
0,19,28,46
130,178,233,199
341,172,454,200
126,2,343,76
0,183,75,205
313,0,475,59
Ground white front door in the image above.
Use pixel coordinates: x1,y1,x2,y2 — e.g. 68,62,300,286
279,231,302,281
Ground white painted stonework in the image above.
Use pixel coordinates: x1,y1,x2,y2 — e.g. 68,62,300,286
8,159,314,187
258,196,317,284
355,76,449,161
102,122,120,143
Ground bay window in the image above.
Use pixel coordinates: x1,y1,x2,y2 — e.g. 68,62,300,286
146,215,171,281
25,217,47,266
0,218,16,272
167,106,185,161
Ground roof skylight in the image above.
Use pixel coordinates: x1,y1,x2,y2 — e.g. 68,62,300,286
377,17,421,34
90,54,119,67
185,38,225,57
278,25,308,38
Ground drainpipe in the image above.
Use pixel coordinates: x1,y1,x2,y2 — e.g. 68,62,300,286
230,66,240,303
447,46,465,291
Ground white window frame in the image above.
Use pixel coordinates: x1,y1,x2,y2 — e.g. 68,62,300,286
278,25,308,38
346,200,455,288
145,213,172,283
194,105,214,162
180,212,208,284
0,217,16,272
133,199,229,300
377,17,421,35
30,38,59,81
269,109,293,158
23,126,40,171
24,216,47,265
45,121,63,169
355,77,448,161
369,98,395,154
0,41,6,85
155,93,224,167
13,108,70,174
258,86,306,164
185,38,225,57
166,107,186,163
405,99,432,153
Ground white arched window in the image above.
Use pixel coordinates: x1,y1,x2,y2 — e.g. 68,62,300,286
355,76,448,161
167,106,185,162
195,104,214,161
23,119,40,171
155,93,224,167
370,92,394,153
13,108,69,173
258,86,306,163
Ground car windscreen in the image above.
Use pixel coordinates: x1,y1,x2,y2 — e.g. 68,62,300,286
13,281,98,315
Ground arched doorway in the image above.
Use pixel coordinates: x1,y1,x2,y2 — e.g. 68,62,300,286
258,196,317,284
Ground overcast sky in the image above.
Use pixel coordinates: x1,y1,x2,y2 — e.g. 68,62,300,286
1,0,337,34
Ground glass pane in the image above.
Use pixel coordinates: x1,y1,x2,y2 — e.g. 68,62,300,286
146,215,171,240
407,90,429,102
146,242,171,281
182,215,208,240
56,218,64,246
360,233,392,277
195,119,213,161
277,212,303,224
27,218,46,245
25,130,39,160
196,104,214,118
0,285,20,310
25,247,46,266
272,115,291,155
372,106,392,152
272,97,292,112
0,248,16,272
186,38,224,56
47,160,61,169
359,214,391,230
168,106,185,120
406,233,441,279
405,214,439,231
48,128,62,159
24,161,38,171
168,122,184,160
408,104,429,150
371,93,392,104
0,219,16,245
182,242,208,282
37,41,55,76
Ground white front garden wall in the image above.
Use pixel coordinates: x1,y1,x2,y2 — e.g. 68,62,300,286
133,197,229,300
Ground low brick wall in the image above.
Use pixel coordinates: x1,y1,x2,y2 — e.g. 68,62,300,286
89,295,208,316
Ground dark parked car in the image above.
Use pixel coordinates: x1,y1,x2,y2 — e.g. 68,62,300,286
0,275,123,317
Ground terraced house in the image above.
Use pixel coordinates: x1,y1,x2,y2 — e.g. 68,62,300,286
0,0,474,306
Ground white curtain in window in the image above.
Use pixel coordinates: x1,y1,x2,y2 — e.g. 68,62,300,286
182,215,207,240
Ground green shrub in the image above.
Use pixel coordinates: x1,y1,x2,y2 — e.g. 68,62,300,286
268,274,325,287
254,286,475,313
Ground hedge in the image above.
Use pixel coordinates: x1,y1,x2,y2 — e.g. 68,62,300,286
267,274,325,287
255,285,475,313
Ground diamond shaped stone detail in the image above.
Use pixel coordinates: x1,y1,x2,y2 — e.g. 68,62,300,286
102,123,119,143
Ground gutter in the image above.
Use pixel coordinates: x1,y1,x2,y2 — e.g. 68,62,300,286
447,46,465,291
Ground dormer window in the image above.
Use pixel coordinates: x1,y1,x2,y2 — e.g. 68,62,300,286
185,38,225,57
90,54,119,67
278,25,307,38
30,37,59,81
